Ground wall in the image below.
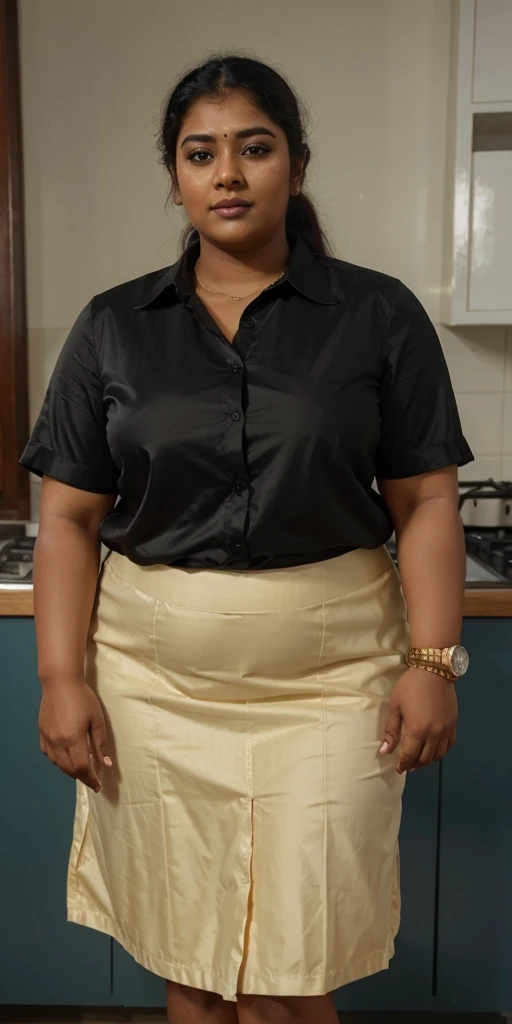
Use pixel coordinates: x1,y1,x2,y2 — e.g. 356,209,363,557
18,0,512,520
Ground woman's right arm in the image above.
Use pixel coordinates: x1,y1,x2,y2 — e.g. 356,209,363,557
35,475,117,793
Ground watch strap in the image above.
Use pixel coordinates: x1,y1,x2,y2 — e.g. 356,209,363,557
408,646,445,665
408,662,456,682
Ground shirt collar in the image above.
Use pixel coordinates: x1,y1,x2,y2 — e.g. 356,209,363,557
133,231,338,310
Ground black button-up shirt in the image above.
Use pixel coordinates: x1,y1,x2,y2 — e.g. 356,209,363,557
19,231,474,569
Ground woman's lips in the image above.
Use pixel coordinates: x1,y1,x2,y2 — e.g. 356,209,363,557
212,205,252,218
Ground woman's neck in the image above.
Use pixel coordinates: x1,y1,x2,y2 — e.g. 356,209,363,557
193,230,290,293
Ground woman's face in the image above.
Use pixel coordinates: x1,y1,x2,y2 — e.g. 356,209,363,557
173,89,303,250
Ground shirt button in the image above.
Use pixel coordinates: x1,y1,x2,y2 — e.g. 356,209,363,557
233,543,242,550
234,480,246,493
231,411,240,421
240,316,254,328
232,365,243,373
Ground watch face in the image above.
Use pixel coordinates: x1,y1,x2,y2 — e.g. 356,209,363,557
450,645,469,676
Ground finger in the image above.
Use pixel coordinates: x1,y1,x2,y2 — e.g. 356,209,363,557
43,743,77,778
50,747,81,780
67,737,102,792
434,736,451,761
379,702,402,754
447,722,457,749
416,733,444,768
396,730,425,774
89,714,113,770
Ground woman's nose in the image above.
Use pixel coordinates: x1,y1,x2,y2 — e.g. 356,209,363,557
213,151,245,188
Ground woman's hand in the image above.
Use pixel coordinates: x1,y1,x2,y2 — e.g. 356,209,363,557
379,667,458,773
39,678,113,793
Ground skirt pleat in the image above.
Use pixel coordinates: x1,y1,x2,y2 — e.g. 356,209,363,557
67,544,410,1001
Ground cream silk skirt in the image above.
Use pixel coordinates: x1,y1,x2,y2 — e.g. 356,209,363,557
67,544,410,1002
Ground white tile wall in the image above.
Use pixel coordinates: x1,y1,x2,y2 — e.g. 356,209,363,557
454,392,504,456
505,330,512,391
456,456,502,481
437,324,511,482
502,393,512,456
439,325,506,392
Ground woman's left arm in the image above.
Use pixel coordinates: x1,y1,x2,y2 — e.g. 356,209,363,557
376,464,465,774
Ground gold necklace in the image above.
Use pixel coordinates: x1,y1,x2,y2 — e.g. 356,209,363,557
194,267,287,302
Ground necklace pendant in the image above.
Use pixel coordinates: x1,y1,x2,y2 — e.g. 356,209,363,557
231,295,242,301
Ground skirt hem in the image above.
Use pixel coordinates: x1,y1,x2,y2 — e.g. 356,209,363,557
67,906,398,1003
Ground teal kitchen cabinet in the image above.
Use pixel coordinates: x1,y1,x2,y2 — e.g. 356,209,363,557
435,618,512,1013
0,617,113,1005
112,944,166,1006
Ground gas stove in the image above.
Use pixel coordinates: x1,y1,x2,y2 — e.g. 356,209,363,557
464,529,512,581
458,479,512,586
0,527,35,587
387,479,512,587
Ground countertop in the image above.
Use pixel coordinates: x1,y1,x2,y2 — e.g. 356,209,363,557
0,583,511,617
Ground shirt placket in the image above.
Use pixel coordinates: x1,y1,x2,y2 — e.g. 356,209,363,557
221,313,256,563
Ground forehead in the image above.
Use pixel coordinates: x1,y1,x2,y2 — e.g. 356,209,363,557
178,90,282,136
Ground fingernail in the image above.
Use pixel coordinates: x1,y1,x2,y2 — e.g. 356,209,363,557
409,768,416,772
379,742,389,753
95,784,102,792
103,756,113,767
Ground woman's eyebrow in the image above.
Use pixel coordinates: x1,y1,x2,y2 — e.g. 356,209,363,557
180,126,277,147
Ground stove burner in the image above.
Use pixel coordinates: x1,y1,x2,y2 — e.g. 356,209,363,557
464,530,512,581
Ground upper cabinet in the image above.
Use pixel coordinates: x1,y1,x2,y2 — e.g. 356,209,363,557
472,0,512,102
442,0,512,326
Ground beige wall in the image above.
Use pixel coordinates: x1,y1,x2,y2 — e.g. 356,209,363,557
19,0,512,519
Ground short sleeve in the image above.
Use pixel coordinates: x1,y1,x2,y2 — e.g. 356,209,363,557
18,299,119,494
374,280,474,480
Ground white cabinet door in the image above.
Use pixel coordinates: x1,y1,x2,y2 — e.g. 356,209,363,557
469,151,512,310
473,0,512,102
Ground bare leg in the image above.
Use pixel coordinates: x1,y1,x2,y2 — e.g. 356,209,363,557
166,980,239,1023
236,992,339,1022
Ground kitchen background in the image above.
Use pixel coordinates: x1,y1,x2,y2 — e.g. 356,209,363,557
2,0,512,1019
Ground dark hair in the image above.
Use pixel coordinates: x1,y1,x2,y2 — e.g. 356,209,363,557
157,51,334,257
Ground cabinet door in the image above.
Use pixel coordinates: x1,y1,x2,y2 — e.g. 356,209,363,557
334,765,439,1012
0,619,113,1005
473,0,512,102
112,943,166,1007
436,619,512,1012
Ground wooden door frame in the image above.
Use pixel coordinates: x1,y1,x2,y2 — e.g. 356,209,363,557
0,0,30,521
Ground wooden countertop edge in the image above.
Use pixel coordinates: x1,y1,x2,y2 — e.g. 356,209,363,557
1,587,512,618
0,590,35,615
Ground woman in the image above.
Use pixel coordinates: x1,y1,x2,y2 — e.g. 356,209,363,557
20,53,473,1024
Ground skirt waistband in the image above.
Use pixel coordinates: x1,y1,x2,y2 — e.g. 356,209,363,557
104,546,395,612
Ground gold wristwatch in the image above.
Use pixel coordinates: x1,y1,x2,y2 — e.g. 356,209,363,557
406,645,469,682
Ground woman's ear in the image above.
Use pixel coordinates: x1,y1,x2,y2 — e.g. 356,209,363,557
289,158,305,196
169,179,183,206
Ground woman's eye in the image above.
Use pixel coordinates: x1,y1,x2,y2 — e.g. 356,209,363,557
187,144,269,163
188,149,211,163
